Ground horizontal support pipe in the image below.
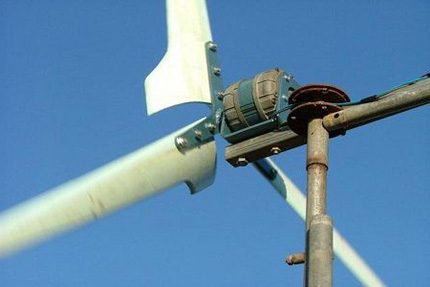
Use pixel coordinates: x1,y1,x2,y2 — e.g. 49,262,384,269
323,78,430,131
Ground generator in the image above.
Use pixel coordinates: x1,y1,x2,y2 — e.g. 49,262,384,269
220,68,300,143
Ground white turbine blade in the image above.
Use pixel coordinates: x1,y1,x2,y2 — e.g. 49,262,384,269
144,0,213,115
0,119,216,257
254,158,385,287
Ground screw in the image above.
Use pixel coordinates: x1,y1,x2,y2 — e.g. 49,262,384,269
194,129,203,140
236,157,248,167
213,67,221,76
281,94,288,102
208,42,217,52
205,123,217,133
284,74,293,81
271,146,282,155
175,137,188,149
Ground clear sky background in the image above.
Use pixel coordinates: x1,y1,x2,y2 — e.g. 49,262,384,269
1,1,429,286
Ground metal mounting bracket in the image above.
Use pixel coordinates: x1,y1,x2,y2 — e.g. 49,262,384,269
175,41,225,152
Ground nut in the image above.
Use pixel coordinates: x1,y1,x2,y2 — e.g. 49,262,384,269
236,157,248,167
271,146,282,155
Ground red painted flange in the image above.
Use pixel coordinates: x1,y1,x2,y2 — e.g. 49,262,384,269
288,101,342,135
287,84,350,135
289,84,350,105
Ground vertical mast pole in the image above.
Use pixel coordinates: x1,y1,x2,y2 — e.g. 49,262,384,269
305,118,332,287
286,84,350,286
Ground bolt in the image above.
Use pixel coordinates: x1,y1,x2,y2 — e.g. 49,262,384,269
281,94,288,102
271,146,282,155
175,137,188,149
213,67,221,76
236,157,248,167
208,42,217,52
217,91,224,100
284,74,293,81
205,123,217,133
194,129,203,140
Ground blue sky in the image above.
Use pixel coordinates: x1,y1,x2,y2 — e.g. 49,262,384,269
1,0,429,286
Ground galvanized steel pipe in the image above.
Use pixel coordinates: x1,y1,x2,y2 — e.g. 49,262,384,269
305,118,333,287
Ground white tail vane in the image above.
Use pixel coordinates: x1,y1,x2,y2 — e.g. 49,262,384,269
145,0,213,115
0,119,216,257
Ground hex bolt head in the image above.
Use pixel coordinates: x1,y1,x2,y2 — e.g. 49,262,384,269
175,137,188,149
208,42,217,52
205,123,217,133
271,146,282,155
213,67,221,76
281,94,288,102
236,157,249,167
284,74,293,82
194,129,203,140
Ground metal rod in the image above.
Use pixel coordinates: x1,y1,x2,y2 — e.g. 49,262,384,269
287,252,306,265
305,118,333,287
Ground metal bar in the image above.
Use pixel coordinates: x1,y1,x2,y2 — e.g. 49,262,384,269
225,78,430,166
253,158,385,287
305,118,332,287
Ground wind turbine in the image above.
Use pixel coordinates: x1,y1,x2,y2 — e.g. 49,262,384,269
1,1,429,286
